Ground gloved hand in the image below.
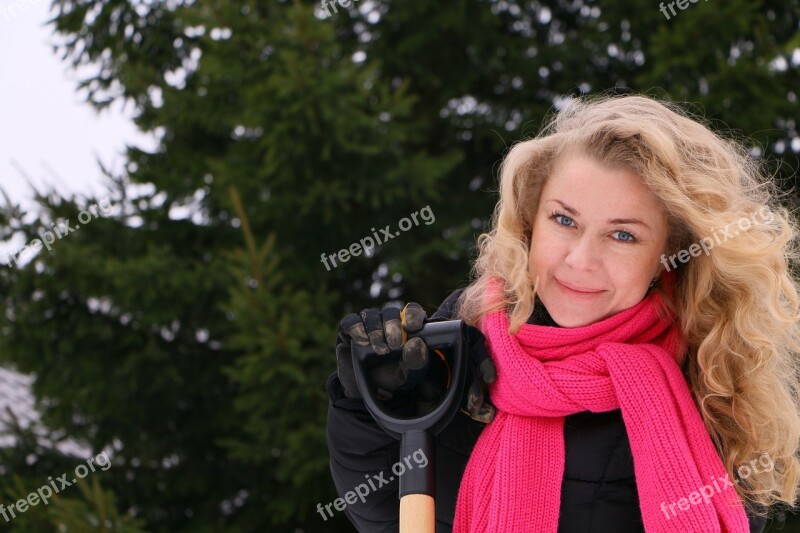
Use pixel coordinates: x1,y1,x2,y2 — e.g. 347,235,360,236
336,303,429,404
336,302,497,423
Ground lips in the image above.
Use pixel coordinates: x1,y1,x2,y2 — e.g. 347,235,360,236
555,278,604,294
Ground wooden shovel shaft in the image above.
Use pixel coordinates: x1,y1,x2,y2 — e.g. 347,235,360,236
400,493,435,533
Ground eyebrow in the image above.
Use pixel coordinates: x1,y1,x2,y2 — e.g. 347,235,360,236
548,199,652,230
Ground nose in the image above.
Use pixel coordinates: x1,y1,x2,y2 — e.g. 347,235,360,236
564,234,602,271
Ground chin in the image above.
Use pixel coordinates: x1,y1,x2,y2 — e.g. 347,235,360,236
543,295,616,328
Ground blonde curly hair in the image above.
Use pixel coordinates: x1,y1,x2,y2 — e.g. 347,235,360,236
457,94,800,514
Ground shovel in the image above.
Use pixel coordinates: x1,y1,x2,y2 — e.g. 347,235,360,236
351,319,468,533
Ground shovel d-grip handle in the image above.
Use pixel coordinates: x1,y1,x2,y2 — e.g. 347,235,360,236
351,320,467,507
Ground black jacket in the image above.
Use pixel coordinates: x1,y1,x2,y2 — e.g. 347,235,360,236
326,289,768,532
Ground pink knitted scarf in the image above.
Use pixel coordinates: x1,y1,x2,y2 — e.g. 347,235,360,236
453,276,749,532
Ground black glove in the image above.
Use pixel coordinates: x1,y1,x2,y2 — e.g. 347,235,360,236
462,325,497,423
336,302,497,423
336,303,428,402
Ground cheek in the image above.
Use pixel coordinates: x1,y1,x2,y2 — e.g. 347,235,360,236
607,256,657,296
529,228,557,277
531,225,560,256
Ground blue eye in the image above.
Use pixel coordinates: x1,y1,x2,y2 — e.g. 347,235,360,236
552,212,574,227
613,231,637,243
550,210,639,244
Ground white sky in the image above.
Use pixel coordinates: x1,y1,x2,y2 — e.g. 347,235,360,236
0,0,156,210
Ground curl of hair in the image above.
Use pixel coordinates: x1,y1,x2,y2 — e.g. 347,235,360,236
456,94,800,513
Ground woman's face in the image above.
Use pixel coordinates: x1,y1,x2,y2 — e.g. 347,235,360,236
529,153,669,328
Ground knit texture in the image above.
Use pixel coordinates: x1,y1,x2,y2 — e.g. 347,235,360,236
453,276,749,532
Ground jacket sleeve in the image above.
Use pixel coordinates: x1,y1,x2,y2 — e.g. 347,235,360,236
325,372,401,531
324,289,467,532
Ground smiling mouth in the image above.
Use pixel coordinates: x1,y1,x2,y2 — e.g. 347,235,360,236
555,278,604,294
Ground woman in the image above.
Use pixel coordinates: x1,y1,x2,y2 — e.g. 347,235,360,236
327,94,800,532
